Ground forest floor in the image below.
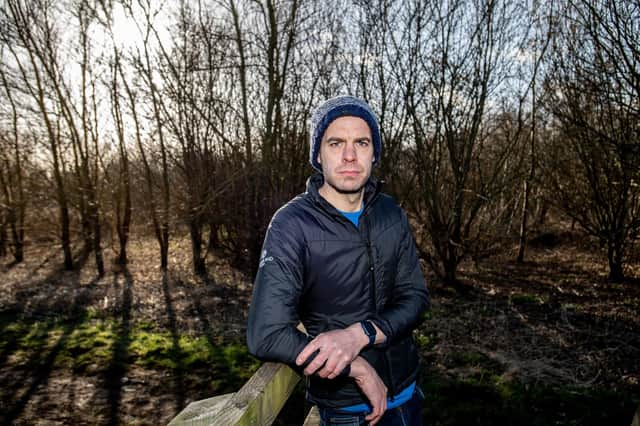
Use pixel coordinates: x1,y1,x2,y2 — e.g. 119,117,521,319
0,223,639,425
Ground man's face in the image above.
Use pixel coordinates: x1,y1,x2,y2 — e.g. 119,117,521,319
318,116,374,195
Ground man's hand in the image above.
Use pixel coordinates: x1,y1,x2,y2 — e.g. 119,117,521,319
350,356,387,425
295,324,368,378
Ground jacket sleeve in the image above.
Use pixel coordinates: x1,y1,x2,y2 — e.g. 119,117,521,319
246,212,310,369
370,210,430,345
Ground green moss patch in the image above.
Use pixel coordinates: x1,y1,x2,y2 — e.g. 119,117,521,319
0,312,259,394
58,321,116,373
510,293,546,305
0,314,64,367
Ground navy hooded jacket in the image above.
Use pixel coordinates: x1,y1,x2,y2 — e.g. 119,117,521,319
247,174,430,408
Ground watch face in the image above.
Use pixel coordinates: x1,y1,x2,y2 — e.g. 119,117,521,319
362,320,376,336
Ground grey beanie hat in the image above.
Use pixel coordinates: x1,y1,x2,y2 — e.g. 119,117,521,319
309,95,382,172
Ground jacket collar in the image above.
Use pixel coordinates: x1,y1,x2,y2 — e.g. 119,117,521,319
305,173,382,212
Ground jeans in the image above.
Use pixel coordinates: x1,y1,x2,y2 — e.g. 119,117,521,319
318,386,425,426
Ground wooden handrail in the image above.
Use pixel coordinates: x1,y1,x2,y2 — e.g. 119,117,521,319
168,362,317,426
631,403,640,426
170,323,319,426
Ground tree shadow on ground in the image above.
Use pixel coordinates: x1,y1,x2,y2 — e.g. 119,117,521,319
0,248,96,424
104,266,134,426
162,270,186,414
2,246,92,319
191,272,249,342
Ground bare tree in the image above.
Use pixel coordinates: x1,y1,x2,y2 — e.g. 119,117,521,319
396,0,527,285
223,0,329,272
66,0,105,275
149,2,233,274
543,0,640,281
125,0,172,270
108,47,133,265
516,0,553,263
2,0,74,269
2,0,110,275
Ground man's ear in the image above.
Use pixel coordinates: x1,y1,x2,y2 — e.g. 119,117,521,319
317,153,322,164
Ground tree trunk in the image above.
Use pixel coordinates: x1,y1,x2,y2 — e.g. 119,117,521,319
61,203,73,270
14,238,23,263
607,243,625,282
608,261,624,283
535,200,548,226
117,239,128,265
105,0,130,268
247,175,261,276
92,204,104,276
442,242,462,288
160,236,169,270
9,212,23,263
0,217,6,257
443,260,458,286
78,186,92,253
113,156,132,266
433,232,461,287
517,179,530,263
117,153,132,265
189,219,206,275
116,180,131,265
207,221,220,252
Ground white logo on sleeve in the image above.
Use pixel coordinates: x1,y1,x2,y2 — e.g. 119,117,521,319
259,250,274,268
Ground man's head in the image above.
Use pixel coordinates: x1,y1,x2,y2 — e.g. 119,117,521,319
316,116,374,195
309,95,382,173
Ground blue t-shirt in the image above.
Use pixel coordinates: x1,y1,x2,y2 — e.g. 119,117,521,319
338,207,363,227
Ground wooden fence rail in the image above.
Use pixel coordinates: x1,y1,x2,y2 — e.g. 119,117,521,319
168,362,319,426
632,403,640,426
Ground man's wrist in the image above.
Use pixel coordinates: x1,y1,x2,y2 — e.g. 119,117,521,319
347,323,370,349
349,356,366,378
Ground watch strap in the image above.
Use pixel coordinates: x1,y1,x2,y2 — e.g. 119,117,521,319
360,320,376,347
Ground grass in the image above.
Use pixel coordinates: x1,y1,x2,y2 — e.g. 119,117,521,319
509,293,546,305
0,312,260,394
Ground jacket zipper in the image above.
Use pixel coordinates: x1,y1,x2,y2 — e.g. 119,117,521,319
364,222,395,400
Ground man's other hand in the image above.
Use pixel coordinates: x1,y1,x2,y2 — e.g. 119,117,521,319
295,324,368,378
350,356,387,425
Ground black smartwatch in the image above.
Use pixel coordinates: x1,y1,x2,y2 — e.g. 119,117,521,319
360,320,376,347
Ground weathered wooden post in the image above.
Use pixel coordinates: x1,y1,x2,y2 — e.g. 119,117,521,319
169,362,301,426
631,403,640,426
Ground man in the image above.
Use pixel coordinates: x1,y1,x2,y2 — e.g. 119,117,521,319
247,95,429,425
